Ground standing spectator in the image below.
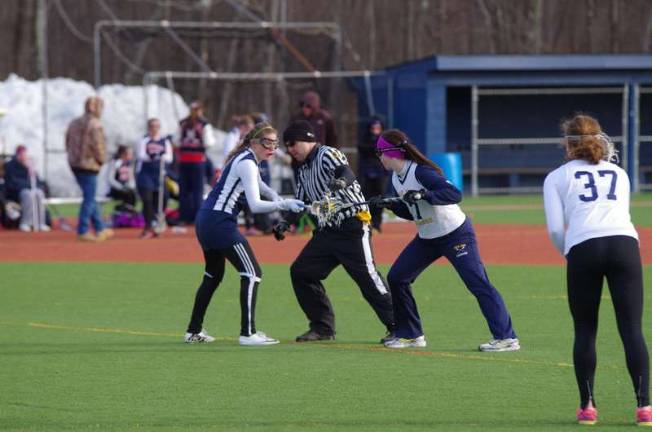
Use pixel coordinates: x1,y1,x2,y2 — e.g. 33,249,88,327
543,114,651,426
65,96,113,242
273,120,395,343
291,91,338,149
176,101,216,225
136,118,173,239
358,117,388,232
3,145,49,232
106,145,137,212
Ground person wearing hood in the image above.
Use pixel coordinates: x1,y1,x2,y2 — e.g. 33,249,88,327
291,91,338,149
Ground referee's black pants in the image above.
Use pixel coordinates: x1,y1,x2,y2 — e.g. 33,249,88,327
290,218,394,336
567,235,649,408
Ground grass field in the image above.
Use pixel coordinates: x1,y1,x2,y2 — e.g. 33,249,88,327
49,192,652,226
2,262,652,431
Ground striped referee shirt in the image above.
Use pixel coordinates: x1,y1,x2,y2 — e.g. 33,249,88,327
295,145,368,228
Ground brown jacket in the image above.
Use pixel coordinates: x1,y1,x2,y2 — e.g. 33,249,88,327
65,114,106,172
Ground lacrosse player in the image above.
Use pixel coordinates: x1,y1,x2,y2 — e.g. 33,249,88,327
371,129,518,351
543,114,650,426
184,122,304,346
273,120,395,343
135,119,173,238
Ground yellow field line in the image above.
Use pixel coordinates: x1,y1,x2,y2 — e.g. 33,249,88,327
0,319,581,370
1,320,631,371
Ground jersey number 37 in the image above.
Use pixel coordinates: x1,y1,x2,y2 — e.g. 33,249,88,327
575,170,617,202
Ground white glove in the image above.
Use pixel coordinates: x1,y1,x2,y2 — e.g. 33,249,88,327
278,199,305,213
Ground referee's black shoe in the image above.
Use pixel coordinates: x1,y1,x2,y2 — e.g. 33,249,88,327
295,329,335,342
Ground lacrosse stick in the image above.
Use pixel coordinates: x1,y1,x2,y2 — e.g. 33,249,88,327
309,192,419,227
154,153,167,235
28,158,40,231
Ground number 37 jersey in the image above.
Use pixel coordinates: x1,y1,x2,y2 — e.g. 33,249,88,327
543,159,637,255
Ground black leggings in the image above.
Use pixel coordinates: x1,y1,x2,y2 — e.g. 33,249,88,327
567,235,649,408
138,187,163,229
187,241,263,336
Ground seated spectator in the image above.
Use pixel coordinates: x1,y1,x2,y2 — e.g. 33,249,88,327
3,145,50,232
107,145,137,213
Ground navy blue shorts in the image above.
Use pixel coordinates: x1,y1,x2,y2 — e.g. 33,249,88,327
195,209,245,250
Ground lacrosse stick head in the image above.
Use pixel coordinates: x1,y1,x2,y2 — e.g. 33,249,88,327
309,192,346,227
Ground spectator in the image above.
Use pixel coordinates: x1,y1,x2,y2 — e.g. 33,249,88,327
106,145,137,213
358,117,388,232
176,100,216,225
291,91,338,149
3,145,50,232
136,118,173,239
65,96,113,242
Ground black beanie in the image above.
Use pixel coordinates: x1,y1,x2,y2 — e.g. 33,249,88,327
283,120,317,144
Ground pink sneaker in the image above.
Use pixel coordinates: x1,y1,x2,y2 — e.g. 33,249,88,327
637,405,652,426
576,403,598,425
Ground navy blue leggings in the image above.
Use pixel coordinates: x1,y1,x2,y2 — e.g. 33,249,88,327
386,220,516,340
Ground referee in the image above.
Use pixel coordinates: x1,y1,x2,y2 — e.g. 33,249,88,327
274,120,395,342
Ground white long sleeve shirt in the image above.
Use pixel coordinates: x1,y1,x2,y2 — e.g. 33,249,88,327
543,159,638,255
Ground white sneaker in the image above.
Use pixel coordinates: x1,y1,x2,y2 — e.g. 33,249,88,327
384,335,427,348
19,224,31,232
478,338,520,352
184,330,216,343
239,331,279,346
39,225,51,232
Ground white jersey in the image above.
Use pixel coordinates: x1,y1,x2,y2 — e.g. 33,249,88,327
543,159,638,255
392,161,466,239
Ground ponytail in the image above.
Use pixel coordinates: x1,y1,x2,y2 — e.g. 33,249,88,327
561,114,616,164
380,129,444,175
225,122,277,165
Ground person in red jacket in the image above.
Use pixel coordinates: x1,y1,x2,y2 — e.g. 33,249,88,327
176,101,216,225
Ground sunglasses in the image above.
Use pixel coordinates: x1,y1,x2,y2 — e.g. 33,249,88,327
299,102,313,109
257,137,279,150
375,147,404,157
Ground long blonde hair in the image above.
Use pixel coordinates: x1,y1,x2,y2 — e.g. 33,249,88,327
225,122,277,165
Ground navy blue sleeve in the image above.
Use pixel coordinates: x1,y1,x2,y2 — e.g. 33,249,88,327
384,184,414,221
414,165,461,205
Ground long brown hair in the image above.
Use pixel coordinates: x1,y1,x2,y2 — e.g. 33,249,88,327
561,114,608,164
225,122,277,165
380,129,443,175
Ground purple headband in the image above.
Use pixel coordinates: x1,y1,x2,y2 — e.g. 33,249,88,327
376,136,405,159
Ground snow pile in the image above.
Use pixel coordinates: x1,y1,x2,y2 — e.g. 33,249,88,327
0,74,226,197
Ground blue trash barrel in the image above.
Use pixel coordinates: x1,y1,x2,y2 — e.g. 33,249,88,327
428,152,463,191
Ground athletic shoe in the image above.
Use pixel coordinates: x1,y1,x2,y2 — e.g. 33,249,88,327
384,335,427,348
239,331,279,346
77,232,97,242
140,229,158,239
39,224,51,232
478,338,520,352
380,331,397,344
184,330,216,343
576,403,598,425
637,405,652,426
96,228,114,241
295,329,335,342
19,224,31,232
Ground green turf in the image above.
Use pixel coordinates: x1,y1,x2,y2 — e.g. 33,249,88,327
49,193,652,226
1,262,651,431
